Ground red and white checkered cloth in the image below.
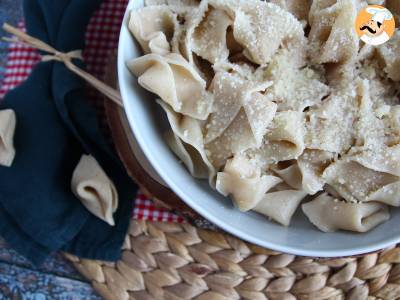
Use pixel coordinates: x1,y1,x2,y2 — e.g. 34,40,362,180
0,0,184,224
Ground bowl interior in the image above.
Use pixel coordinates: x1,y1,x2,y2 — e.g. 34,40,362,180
117,0,400,257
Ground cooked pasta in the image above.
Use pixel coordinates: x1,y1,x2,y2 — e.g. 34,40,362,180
0,109,16,167
128,0,400,232
302,193,390,232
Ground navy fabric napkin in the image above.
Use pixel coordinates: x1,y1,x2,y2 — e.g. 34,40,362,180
0,0,137,265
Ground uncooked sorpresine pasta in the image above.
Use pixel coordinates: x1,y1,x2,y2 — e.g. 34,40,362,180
127,0,400,233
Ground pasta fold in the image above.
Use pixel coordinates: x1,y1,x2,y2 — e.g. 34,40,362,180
128,53,213,120
322,159,398,203
179,0,209,64
216,154,282,211
271,0,312,21
158,100,216,184
377,31,400,81
192,8,232,64
257,111,305,163
308,0,360,65
71,155,118,226
302,193,390,232
272,150,334,195
129,5,179,55
165,131,210,179
367,182,400,207
205,109,257,169
297,150,335,194
204,71,275,145
209,0,306,65
0,109,16,167
349,145,400,177
253,190,307,226
145,0,199,14
305,86,357,153
264,49,329,112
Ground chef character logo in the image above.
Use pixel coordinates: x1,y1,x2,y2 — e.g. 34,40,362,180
355,5,395,46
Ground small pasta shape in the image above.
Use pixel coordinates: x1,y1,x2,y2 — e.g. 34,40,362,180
71,155,118,226
0,109,16,167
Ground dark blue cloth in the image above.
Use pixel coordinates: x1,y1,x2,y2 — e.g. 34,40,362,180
0,0,137,265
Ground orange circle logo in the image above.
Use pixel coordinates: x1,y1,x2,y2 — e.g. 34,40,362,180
355,5,395,46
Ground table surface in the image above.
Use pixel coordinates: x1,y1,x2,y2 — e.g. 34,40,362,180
0,1,99,298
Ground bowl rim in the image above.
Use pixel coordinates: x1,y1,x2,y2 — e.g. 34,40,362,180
117,0,400,257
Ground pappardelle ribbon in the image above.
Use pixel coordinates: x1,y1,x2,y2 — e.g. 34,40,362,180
2,23,123,107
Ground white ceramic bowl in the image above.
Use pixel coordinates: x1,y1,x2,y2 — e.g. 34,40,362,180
118,0,400,257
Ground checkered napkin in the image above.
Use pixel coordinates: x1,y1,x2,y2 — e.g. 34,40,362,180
0,0,184,224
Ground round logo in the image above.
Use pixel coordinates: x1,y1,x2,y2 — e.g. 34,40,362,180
355,5,395,46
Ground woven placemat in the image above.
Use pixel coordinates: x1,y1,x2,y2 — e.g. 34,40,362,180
65,220,400,300
63,59,400,300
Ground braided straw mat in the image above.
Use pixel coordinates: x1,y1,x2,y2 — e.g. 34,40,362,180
64,59,400,300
